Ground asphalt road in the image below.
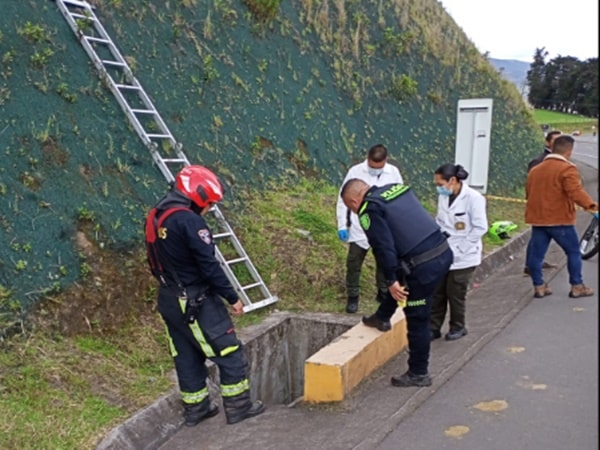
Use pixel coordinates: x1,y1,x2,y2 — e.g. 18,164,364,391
378,256,598,450
574,135,598,169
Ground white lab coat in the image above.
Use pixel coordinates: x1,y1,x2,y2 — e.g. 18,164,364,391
336,160,403,249
436,184,488,270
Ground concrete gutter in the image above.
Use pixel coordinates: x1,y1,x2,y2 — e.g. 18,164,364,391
472,227,531,285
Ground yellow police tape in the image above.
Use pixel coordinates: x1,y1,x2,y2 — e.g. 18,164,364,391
485,194,588,211
485,195,527,204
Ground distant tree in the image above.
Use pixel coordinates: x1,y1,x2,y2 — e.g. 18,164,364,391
571,58,598,117
527,47,549,109
527,49,598,117
544,56,580,112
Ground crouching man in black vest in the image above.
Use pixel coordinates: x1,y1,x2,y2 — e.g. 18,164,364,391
341,179,452,387
145,165,265,426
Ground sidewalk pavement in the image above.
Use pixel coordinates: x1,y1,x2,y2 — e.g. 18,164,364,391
98,163,598,450
377,245,598,450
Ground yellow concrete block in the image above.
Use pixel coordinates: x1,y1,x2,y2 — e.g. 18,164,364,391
303,309,408,403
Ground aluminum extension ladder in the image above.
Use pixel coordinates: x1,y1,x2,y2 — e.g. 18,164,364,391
55,0,278,312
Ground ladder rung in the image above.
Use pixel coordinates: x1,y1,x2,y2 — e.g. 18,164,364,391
226,257,248,265
70,13,96,21
161,158,188,163
102,59,125,67
63,0,93,7
242,282,262,291
115,83,140,90
131,108,156,114
147,133,171,139
84,36,111,44
213,232,233,239
102,60,125,66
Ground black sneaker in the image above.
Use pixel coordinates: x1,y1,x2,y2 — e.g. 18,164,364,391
226,400,266,425
430,329,441,341
346,296,359,313
184,403,219,427
391,370,432,387
361,314,391,332
445,328,468,341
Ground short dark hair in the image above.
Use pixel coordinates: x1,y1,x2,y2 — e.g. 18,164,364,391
434,163,469,181
340,178,366,199
552,135,574,154
545,130,562,144
367,144,387,163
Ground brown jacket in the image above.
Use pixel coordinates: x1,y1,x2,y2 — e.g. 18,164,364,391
525,154,597,226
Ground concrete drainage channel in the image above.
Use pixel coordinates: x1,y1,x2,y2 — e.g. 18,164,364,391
244,312,356,406
97,312,358,450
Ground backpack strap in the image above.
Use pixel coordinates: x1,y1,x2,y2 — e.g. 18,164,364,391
145,207,191,289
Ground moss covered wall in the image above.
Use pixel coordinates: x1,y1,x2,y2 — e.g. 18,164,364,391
0,0,541,316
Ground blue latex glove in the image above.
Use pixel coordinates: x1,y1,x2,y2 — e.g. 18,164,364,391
594,212,599,219
337,229,349,242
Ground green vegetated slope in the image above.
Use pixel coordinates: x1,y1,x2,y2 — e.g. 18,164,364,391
1,0,541,319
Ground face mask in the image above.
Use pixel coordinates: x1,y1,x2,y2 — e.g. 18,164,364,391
368,167,384,177
436,185,453,196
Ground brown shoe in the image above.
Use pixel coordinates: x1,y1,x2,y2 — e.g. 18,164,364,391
534,284,552,298
542,261,558,269
569,284,594,298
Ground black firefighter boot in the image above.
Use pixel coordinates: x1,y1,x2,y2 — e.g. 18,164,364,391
346,295,359,313
183,398,219,427
223,390,266,425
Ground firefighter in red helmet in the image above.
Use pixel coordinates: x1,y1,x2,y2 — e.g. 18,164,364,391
145,165,265,426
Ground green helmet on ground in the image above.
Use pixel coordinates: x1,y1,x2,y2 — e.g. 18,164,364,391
489,221,518,240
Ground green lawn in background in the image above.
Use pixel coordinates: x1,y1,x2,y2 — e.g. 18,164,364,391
533,109,598,134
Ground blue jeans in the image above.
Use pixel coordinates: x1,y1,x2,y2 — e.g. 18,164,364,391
526,226,582,287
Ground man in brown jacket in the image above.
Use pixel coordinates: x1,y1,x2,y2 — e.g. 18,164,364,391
525,135,598,298
523,130,562,275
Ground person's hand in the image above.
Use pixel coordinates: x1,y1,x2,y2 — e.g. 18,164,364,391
388,281,409,305
337,229,349,242
230,300,244,316
594,212,599,219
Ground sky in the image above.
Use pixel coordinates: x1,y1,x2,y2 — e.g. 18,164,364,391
439,0,599,62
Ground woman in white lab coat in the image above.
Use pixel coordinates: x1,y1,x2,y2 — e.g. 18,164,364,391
430,164,488,341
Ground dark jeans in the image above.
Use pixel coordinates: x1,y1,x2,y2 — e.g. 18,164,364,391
525,231,551,268
430,266,476,332
525,237,533,268
346,242,387,298
526,225,583,286
376,246,453,375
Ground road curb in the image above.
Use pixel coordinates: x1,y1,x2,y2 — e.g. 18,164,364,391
473,228,531,285
95,228,536,450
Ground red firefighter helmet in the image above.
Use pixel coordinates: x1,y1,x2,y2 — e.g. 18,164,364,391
175,165,223,208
